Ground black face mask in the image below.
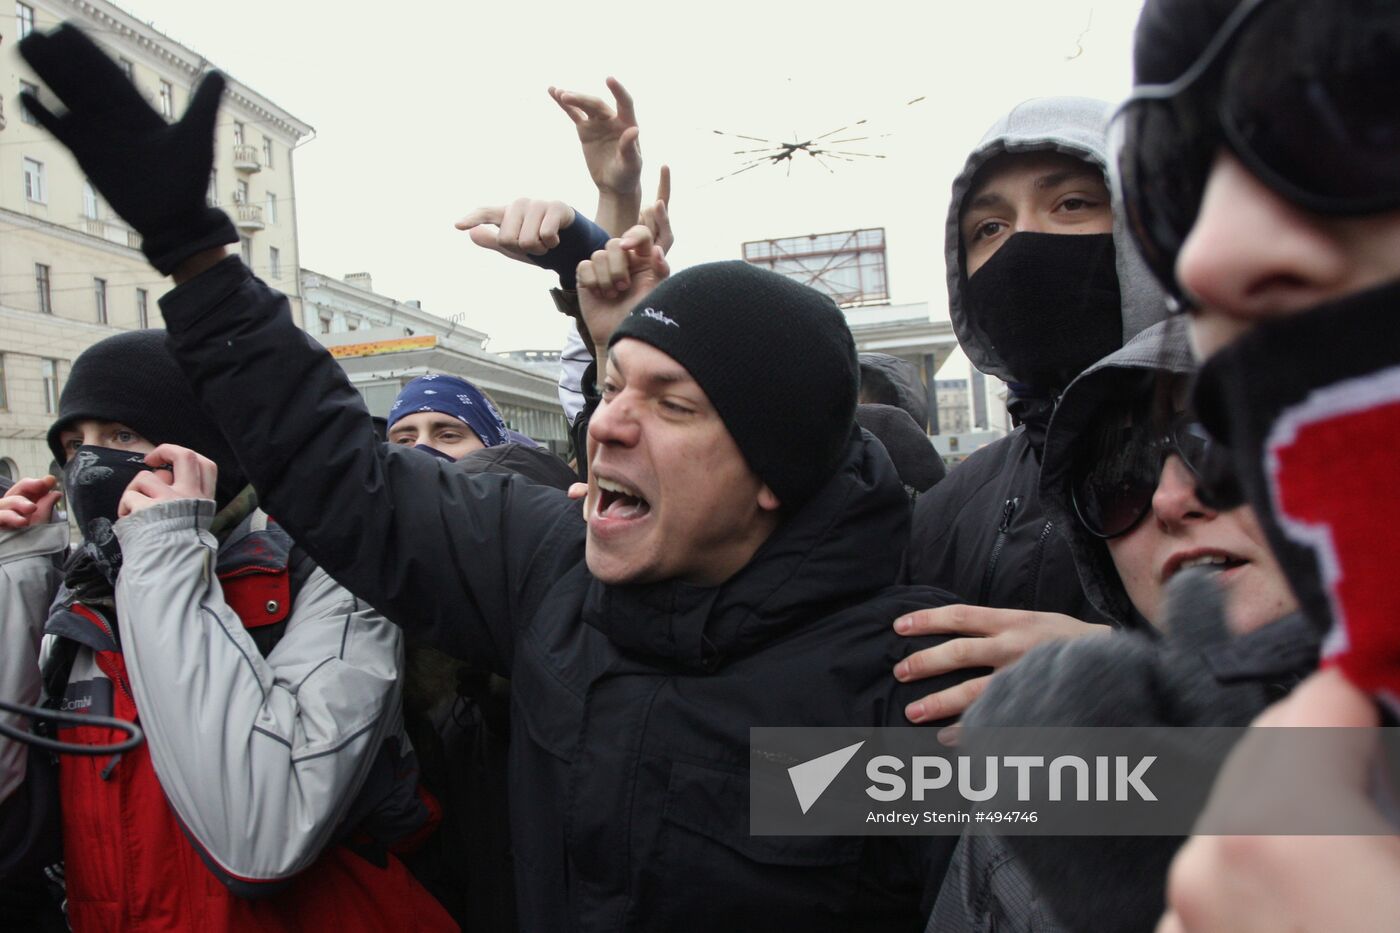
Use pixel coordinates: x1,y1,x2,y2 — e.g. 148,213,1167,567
1193,279,1400,709
963,232,1124,389
62,445,161,585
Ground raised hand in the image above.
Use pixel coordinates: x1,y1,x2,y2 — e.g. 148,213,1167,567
456,199,578,263
576,226,669,353
639,165,674,255
117,445,218,518
0,476,62,530
18,24,236,275
548,77,642,197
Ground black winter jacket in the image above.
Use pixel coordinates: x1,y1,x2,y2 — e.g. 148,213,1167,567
905,425,1111,624
160,258,972,933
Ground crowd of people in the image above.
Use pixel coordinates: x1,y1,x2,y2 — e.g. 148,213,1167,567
1,0,1396,929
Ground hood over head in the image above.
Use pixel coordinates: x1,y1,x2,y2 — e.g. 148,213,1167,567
945,96,1167,384
858,353,928,430
854,404,945,495
1038,320,1194,627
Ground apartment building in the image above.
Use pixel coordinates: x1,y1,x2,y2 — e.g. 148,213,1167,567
0,0,311,481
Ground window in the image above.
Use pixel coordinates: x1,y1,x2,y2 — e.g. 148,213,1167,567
41,359,59,414
35,263,51,314
0,458,14,483
23,157,45,203
0,355,7,411
266,192,277,224
16,2,34,38
318,311,333,335
82,181,99,219
19,80,39,124
233,121,244,146
240,236,252,266
208,168,218,207
158,80,173,119
268,246,281,279
94,278,107,324
235,178,249,205
137,288,149,328
118,58,134,80
262,136,274,169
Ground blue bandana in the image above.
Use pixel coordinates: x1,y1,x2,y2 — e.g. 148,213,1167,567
387,374,508,448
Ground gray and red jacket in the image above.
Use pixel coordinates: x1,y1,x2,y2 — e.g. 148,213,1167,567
0,500,455,932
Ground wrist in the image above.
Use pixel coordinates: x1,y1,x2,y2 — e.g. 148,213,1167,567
172,247,232,285
594,188,643,237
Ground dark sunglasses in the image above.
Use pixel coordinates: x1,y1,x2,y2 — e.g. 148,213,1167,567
1112,0,1400,310
1071,408,1233,539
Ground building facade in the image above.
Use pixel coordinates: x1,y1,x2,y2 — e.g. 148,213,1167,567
301,270,571,454
0,0,311,481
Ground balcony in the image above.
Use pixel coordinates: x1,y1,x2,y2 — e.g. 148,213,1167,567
232,144,262,173
234,203,265,232
83,216,142,249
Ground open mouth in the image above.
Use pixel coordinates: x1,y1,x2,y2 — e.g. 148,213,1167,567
596,476,652,521
1163,551,1247,583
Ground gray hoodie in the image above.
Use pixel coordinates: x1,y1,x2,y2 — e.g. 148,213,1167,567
944,96,1166,384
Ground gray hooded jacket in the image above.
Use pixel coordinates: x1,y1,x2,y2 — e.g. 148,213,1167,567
945,96,1166,385
906,97,1166,619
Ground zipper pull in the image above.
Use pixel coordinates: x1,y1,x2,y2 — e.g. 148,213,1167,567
998,497,1021,532
100,753,122,781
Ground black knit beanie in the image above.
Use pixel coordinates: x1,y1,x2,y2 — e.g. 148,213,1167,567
47,329,248,508
609,260,858,509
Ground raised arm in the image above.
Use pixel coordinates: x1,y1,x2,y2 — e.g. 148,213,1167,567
19,24,576,668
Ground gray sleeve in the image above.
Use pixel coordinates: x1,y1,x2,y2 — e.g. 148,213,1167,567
0,522,66,806
114,499,402,888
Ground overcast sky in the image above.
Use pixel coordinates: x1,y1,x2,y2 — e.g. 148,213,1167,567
112,0,1146,365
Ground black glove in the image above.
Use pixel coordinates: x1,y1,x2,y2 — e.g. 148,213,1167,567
18,24,238,276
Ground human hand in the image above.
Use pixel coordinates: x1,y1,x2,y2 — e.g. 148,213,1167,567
893,605,1109,723
639,166,674,255
576,226,669,353
455,199,578,264
1158,668,1400,933
0,476,62,530
117,445,217,518
18,25,237,275
548,77,642,197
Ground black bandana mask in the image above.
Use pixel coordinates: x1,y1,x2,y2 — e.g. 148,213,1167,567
964,232,1124,390
62,445,162,586
1193,280,1400,714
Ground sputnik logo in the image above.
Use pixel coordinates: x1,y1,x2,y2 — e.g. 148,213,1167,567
788,741,865,814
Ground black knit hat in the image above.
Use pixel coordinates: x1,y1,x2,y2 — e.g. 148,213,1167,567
47,329,248,507
609,260,858,509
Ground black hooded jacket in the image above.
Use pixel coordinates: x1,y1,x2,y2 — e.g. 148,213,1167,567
905,97,1166,620
158,258,974,933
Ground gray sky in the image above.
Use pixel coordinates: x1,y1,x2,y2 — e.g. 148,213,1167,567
116,0,1146,360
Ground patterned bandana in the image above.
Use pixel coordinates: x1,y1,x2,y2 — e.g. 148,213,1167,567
387,374,508,448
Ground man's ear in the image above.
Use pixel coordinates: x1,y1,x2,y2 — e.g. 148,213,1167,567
757,484,781,513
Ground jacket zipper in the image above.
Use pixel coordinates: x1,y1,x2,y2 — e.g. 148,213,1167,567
979,497,1020,605
77,605,138,779
1025,520,1055,605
